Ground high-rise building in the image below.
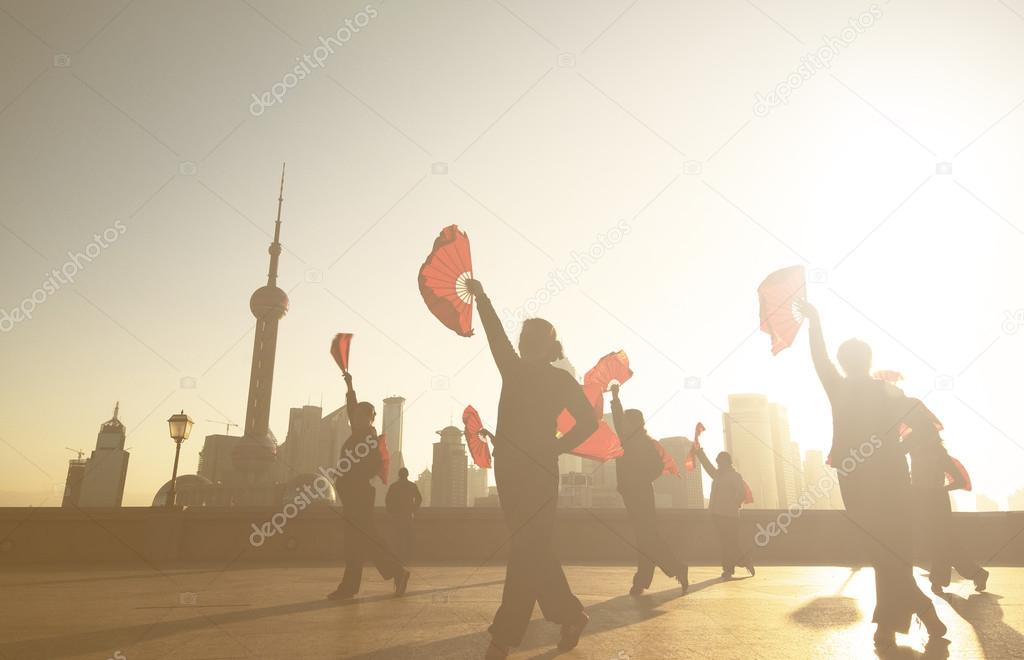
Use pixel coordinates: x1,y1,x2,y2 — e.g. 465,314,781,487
77,403,130,507
723,394,779,509
769,404,803,508
233,166,289,484
376,396,407,506
467,465,489,507
976,494,1000,512
1009,488,1024,511
559,472,592,508
61,452,88,508
656,436,705,508
802,449,840,510
431,426,467,507
416,469,432,507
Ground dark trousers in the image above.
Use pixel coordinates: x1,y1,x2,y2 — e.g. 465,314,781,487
840,466,930,633
712,514,747,574
392,515,415,564
622,487,683,589
339,487,403,594
914,488,981,588
489,457,583,648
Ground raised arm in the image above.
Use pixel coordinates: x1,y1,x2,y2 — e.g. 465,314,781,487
554,375,599,455
465,279,518,375
796,300,840,396
610,383,625,438
344,372,370,431
695,446,717,479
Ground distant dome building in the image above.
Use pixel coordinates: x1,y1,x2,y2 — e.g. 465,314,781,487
152,474,213,507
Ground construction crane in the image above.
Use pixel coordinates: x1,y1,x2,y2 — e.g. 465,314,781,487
65,447,86,461
206,420,239,435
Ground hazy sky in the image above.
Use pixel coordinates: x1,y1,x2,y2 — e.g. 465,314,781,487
1,0,1023,509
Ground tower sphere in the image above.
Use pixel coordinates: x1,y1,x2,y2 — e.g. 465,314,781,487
250,285,289,320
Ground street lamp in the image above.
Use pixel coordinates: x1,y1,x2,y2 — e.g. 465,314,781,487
165,410,194,508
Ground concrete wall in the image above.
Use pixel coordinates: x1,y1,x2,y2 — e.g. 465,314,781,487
0,507,1020,566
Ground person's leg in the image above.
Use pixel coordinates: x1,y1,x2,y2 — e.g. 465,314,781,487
713,515,734,576
338,504,366,595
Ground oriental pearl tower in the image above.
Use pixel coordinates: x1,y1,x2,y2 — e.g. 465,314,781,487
232,165,289,482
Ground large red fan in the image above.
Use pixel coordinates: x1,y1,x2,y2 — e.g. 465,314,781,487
419,225,474,337
945,457,972,491
330,333,353,373
742,480,754,505
583,351,633,391
377,433,390,485
462,405,492,469
556,381,624,462
758,265,806,355
655,441,680,477
685,422,705,472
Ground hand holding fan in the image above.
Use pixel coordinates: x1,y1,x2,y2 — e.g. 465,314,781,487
419,225,474,337
330,333,353,373
462,405,492,469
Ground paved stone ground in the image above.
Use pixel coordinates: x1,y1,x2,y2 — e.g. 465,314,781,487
0,565,1021,659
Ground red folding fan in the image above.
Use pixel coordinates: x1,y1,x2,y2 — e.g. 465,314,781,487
583,351,634,391
330,333,353,373
758,265,806,355
418,225,474,337
655,441,680,477
462,405,492,469
378,433,390,485
685,422,705,472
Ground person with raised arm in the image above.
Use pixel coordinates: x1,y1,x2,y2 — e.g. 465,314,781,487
465,278,598,660
796,300,945,650
327,371,410,601
692,437,754,578
609,382,689,595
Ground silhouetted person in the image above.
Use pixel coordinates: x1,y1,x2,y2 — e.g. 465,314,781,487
386,467,423,563
609,383,689,594
466,278,598,660
797,300,945,649
328,371,410,600
901,399,988,596
693,445,754,578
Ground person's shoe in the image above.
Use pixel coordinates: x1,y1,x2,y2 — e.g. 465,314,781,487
678,565,689,594
484,639,510,660
873,626,896,650
394,569,411,596
720,569,734,579
745,564,756,577
557,611,589,652
326,587,355,600
918,602,947,639
629,584,644,596
973,568,989,592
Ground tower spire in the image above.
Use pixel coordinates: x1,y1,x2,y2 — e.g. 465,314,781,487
267,162,285,287
113,401,119,421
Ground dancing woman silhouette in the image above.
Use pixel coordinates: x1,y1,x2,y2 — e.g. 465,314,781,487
797,300,945,649
465,279,598,660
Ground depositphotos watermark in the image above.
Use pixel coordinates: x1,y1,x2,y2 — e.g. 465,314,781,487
1,220,127,333
249,433,379,547
249,4,379,116
501,220,631,331
753,5,883,118
754,435,882,547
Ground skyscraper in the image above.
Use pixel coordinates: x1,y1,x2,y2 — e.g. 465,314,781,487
467,465,489,507
376,396,407,506
416,469,432,507
431,426,467,507
61,452,88,508
722,394,779,509
233,166,289,482
802,449,840,510
656,436,705,509
77,403,130,507
769,403,803,508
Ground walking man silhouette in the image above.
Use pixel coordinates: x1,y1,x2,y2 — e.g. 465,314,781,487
386,467,423,564
610,383,689,594
328,371,410,600
466,278,597,660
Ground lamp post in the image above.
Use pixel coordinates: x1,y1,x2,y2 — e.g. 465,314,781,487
166,410,194,508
